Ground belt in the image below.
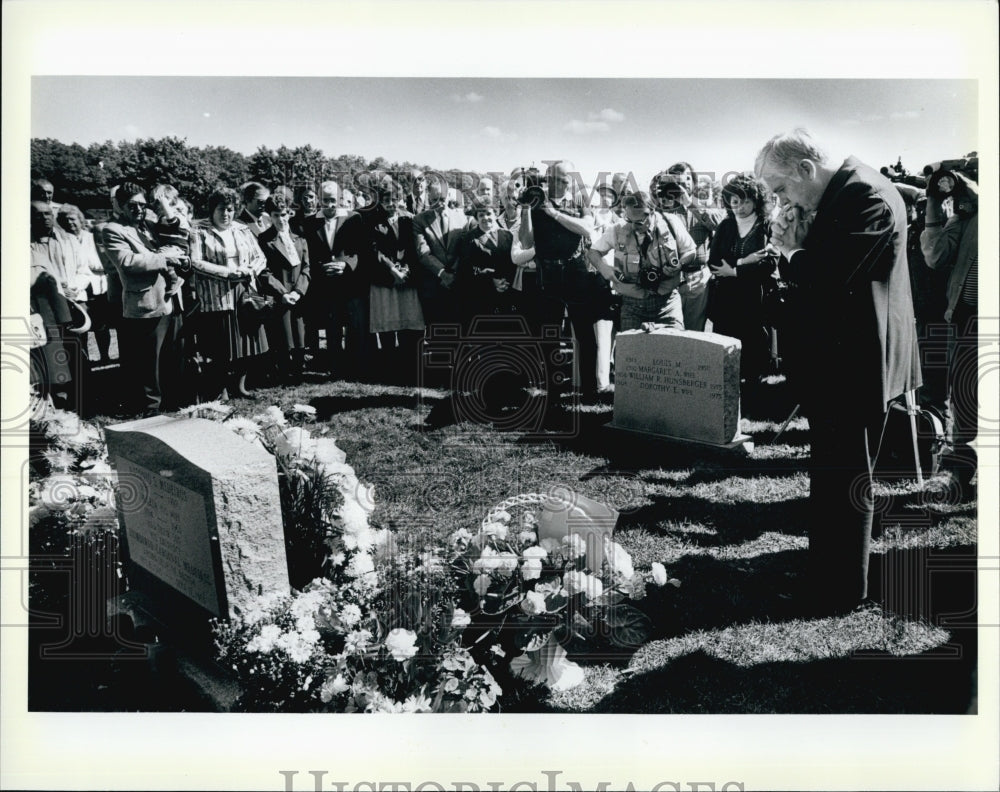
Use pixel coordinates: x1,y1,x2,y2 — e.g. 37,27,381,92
537,255,584,266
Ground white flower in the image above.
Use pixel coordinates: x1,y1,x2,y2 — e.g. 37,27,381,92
339,603,363,627
562,533,587,558
344,629,373,654
650,562,668,587
510,640,584,691
603,538,635,581
451,608,471,629
539,537,562,555
401,692,434,713
563,570,603,600
493,509,512,524
246,623,282,653
384,628,419,662
274,426,314,459
313,437,346,467
339,497,370,536
253,406,287,429
450,528,473,545
521,558,543,581
320,673,350,702
222,416,262,443
347,552,375,578
472,547,518,577
522,545,548,560
473,574,492,596
518,530,538,545
481,521,508,541
276,630,319,663
522,511,538,527
291,403,317,416
520,589,547,615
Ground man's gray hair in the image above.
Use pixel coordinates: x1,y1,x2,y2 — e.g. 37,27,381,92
755,128,828,176
320,180,340,198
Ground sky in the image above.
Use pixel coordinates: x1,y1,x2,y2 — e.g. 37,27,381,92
31,77,978,189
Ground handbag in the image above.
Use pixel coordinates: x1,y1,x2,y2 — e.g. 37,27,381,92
236,278,275,330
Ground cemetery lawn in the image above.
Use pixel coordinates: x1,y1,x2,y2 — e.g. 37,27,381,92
49,373,977,714
237,375,978,714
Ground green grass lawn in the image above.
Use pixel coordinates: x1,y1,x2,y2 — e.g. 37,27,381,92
210,373,978,714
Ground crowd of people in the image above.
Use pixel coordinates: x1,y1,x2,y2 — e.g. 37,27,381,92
28,160,788,412
28,129,980,615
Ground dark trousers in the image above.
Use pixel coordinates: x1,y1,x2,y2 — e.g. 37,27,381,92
326,295,369,380
807,404,889,609
119,314,173,413
947,301,978,482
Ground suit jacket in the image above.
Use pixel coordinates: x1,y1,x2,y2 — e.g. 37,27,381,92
456,227,517,286
101,222,176,319
780,156,920,417
363,209,420,289
257,225,310,298
302,211,370,300
237,208,270,238
412,207,474,298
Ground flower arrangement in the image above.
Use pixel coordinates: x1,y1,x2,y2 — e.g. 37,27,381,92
448,498,680,691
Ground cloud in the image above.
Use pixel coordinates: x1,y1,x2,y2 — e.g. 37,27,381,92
452,91,484,104
589,108,625,123
481,126,516,141
123,124,141,138
202,112,211,118
564,119,610,135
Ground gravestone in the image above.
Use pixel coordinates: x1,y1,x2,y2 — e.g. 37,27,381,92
610,328,748,448
105,415,290,639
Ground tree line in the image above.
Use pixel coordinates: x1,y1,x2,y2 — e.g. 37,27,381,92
30,137,440,218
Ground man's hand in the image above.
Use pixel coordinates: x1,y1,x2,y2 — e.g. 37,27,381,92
682,265,710,292
770,205,810,257
493,277,510,293
710,260,737,278
439,270,456,289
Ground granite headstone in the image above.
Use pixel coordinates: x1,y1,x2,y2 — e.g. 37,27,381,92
105,415,290,634
611,328,744,446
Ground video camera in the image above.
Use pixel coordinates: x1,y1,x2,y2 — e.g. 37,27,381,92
514,166,546,207
923,154,978,206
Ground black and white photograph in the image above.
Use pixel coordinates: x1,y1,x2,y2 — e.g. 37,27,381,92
3,2,998,791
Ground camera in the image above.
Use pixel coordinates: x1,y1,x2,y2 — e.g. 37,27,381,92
653,179,687,207
638,264,664,289
514,167,546,207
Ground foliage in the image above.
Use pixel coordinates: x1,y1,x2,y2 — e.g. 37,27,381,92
31,137,440,217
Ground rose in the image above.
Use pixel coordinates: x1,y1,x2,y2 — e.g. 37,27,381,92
473,574,492,596
313,437,347,466
563,570,603,600
521,558,543,581
384,628,419,662
451,608,472,629
482,521,508,541
522,546,548,561
518,530,538,545
520,590,547,615
650,562,668,587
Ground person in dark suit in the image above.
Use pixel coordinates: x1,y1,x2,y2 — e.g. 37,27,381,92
455,201,519,327
257,195,311,382
362,180,425,385
237,182,271,238
301,180,370,380
412,180,475,327
755,128,921,614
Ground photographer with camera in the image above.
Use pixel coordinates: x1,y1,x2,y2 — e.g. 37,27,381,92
586,190,694,332
517,160,601,404
652,163,726,332
920,165,979,497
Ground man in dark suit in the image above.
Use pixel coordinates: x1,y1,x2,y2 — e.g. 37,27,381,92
412,180,475,326
301,180,370,379
238,182,271,238
756,128,921,614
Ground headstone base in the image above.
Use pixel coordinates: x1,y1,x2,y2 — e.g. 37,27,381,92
107,591,242,712
605,421,755,455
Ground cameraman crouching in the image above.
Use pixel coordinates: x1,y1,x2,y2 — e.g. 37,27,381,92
517,160,600,404
586,191,696,331
920,167,979,496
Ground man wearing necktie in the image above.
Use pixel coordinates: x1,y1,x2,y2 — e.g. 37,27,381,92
413,180,475,327
237,182,272,238
301,180,369,379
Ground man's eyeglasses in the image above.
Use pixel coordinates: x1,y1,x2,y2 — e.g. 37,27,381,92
127,201,147,209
